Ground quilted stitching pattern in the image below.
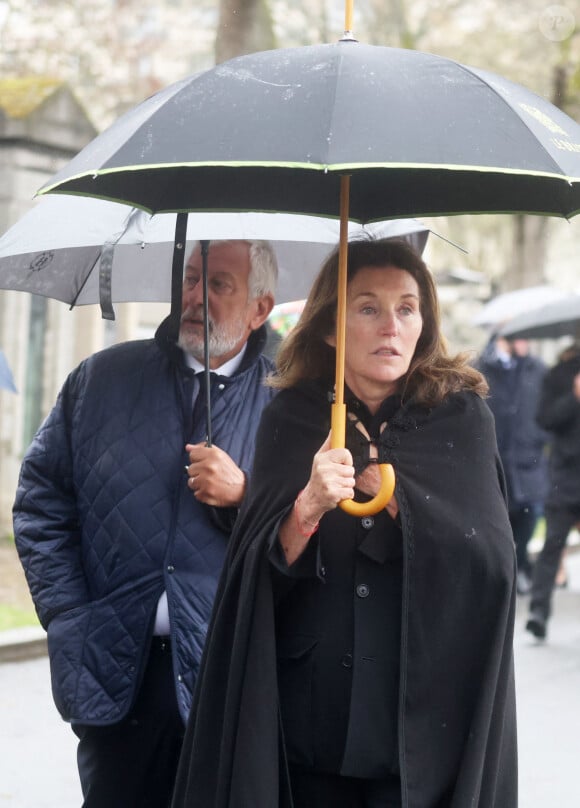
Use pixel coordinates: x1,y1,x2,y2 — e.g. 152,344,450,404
14,333,275,724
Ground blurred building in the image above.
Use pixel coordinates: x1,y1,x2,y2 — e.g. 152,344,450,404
0,79,168,536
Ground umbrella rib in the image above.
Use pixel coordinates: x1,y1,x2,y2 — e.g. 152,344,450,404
448,59,574,180
69,251,102,311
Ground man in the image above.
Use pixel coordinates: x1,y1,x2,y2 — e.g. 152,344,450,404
477,335,548,595
526,342,580,640
13,240,277,807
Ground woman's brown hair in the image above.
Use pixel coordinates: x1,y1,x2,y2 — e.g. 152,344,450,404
272,237,487,406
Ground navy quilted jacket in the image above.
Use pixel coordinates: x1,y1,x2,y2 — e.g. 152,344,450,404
13,318,276,726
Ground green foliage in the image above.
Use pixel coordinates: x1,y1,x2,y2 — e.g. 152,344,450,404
0,604,39,632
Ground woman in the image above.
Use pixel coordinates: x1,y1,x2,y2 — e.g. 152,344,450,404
172,239,518,808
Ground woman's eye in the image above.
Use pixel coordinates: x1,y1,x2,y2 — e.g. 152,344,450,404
361,305,376,315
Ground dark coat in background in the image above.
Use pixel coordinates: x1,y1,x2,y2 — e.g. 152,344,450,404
477,349,548,508
172,382,517,808
536,349,580,509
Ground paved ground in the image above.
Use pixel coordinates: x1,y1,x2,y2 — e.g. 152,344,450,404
0,656,81,807
1,556,579,807
515,559,580,808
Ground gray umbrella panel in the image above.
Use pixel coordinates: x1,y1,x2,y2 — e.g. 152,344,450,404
0,194,430,313
39,43,580,219
500,295,580,340
473,285,569,329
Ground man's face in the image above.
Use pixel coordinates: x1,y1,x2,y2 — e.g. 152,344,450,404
510,338,530,358
178,242,273,368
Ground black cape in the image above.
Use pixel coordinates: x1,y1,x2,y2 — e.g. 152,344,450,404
172,383,518,808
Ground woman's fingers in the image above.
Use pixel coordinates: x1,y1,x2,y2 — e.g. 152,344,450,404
315,430,353,466
304,433,355,512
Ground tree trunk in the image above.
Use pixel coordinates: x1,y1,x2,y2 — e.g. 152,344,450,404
215,0,275,64
508,215,550,290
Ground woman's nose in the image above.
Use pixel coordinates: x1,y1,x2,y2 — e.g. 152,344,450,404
379,311,398,335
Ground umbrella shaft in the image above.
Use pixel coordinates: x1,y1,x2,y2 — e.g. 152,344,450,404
201,240,213,447
344,0,354,33
334,175,350,413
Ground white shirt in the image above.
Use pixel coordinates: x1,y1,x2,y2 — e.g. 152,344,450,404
153,343,248,636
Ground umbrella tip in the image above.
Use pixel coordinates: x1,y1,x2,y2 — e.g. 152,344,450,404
339,31,358,43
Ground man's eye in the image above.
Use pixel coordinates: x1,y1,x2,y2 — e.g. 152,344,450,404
211,279,233,293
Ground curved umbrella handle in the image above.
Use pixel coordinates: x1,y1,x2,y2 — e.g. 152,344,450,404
331,403,396,516
340,463,396,516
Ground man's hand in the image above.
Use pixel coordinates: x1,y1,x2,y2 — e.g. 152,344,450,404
185,443,246,507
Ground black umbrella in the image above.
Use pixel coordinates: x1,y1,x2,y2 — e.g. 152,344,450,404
40,41,580,219
36,15,580,515
500,294,580,341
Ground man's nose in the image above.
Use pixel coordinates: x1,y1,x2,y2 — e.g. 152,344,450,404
183,281,204,308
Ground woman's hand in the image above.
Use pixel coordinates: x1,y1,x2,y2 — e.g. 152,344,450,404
278,432,355,565
299,432,356,522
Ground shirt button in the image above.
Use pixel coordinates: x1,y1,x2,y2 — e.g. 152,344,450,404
361,516,374,529
356,583,370,598
167,565,175,573
320,566,326,577
218,383,225,391
341,652,353,668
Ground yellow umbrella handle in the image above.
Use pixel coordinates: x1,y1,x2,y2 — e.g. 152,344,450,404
331,402,396,516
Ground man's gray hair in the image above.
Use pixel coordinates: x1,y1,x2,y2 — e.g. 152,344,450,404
191,240,278,300
247,240,278,299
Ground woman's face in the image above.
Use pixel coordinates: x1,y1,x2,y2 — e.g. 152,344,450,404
332,265,423,408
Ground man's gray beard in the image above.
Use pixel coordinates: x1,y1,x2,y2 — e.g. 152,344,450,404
178,311,248,362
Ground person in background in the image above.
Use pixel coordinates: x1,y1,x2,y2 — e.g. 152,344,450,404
172,238,517,808
526,342,580,640
13,240,277,808
477,335,549,595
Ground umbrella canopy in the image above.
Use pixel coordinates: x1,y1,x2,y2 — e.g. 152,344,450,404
0,194,430,316
500,294,580,340
474,285,569,328
36,35,580,515
39,42,580,219
0,349,17,393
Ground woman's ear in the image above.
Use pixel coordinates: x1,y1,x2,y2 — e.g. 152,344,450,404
324,331,336,348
